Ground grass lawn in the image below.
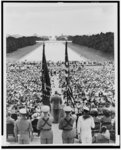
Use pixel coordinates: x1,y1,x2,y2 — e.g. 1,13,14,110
68,43,114,62
6,42,42,63
6,42,114,63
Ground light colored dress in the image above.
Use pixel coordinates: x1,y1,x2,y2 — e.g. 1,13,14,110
77,116,95,143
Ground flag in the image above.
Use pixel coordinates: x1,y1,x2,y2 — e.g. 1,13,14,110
41,43,51,106
65,41,69,85
64,41,75,107
65,41,69,68
67,86,75,106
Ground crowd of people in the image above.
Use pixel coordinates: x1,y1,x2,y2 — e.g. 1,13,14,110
6,60,116,144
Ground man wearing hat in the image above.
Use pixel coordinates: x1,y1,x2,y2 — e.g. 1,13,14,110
59,106,75,143
14,108,33,144
77,106,95,143
100,107,112,130
37,105,53,144
50,91,62,123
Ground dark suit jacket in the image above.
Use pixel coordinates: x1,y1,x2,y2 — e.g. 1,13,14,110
51,95,62,109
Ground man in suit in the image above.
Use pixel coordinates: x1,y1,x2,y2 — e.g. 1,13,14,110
31,113,40,136
50,91,62,123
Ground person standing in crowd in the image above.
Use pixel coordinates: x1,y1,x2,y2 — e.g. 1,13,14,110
7,112,15,125
71,110,77,139
11,105,18,121
77,106,95,144
31,113,40,136
50,91,62,123
101,108,112,130
37,105,53,144
59,106,75,144
111,107,115,128
6,111,15,139
14,108,33,144
90,108,101,136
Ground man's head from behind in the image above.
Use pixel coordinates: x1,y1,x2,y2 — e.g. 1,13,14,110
55,91,58,95
100,126,107,133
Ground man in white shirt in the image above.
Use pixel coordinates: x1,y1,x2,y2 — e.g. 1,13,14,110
77,106,95,143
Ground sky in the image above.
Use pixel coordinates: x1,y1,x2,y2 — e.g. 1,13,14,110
4,3,117,36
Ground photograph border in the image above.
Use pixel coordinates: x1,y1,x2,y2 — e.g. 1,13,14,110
1,0,120,148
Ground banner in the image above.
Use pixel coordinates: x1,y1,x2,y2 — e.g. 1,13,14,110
42,43,51,106
65,41,75,107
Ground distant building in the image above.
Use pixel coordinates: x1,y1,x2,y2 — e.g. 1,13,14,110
49,35,56,41
56,34,68,41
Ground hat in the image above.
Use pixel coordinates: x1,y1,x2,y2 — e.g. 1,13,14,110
111,107,115,113
102,107,111,116
91,108,98,112
64,106,72,112
41,105,50,112
19,108,27,114
32,113,38,119
83,106,89,111
72,114,77,120
103,107,110,112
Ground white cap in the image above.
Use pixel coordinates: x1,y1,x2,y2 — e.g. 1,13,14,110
19,108,27,114
41,105,50,112
83,106,89,111
100,99,105,104
111,107,115,113
103,107,110,112
91,108,98,112
72,114,77,120
32,113,38,119
64,106,72,112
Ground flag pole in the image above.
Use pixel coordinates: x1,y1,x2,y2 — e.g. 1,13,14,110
65,41,75,109
65,41,69,106
41,42,44,101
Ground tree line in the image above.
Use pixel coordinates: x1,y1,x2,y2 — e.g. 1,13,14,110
68,32,114,54
6,36,49,53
